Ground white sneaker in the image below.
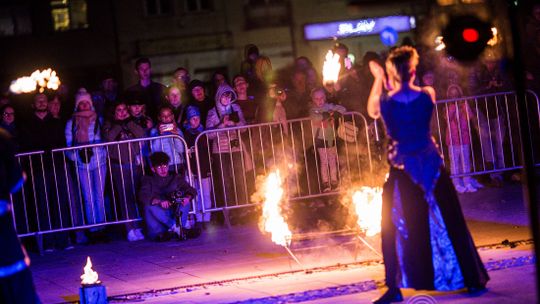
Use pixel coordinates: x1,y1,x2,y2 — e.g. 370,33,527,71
127,229,140,242
169,224,181,238
183,221,191,230
135,228,145,241
455,184,467,194
464,184,478,193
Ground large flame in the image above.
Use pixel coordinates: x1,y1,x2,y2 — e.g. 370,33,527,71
10,68,61,94
352,187,382,237
260,170,292,247
322,50,341,85
80,256,100,285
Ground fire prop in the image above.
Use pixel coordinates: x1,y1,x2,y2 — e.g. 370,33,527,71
259,170,304,268
352,187,382,237
10,68,61,94
260,170,292,247
81,256,99,285
79,257,107,304
322,50,341,85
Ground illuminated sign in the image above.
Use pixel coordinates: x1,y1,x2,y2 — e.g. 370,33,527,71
304,16,416,41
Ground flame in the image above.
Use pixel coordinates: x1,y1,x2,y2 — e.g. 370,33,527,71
322,50,341,85
260,170,292,247
352,187,382,237
10,68,61,94
80,256,100,285
487,27,499,46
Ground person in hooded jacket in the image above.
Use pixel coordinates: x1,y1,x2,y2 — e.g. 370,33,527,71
206,84,249,208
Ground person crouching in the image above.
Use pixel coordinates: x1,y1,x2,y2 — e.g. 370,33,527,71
139,152,197,241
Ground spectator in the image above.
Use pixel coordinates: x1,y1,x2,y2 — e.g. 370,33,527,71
150,106,186,174
171,67,191,102
310,87,346,192
183,106,212,224
185,80,213,127
102,102,146,241
92,74,119,120
286,70,310,119
127,98,153,136
444,85,483,193
210,69,229,99
125,57,166,119
206,84,249,206
20,93,65,152
164,85,185,126
0,104,18,144
250,55,273,104
240,44,260,82
65,89,108,232
47,94,62,120
233,75,258,124
139,152,197,241
469,51,511,187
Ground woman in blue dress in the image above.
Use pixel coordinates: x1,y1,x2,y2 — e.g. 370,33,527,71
367,46,489,304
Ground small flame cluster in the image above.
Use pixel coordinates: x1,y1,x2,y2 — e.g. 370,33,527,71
322,50,341,85
260,170,292,247
352,187,382,237
10,68,61,94
80,256,100,285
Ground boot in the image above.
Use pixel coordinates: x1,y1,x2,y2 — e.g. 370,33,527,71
372,288,403,304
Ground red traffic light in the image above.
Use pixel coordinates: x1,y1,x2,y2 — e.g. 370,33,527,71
462,28,480,43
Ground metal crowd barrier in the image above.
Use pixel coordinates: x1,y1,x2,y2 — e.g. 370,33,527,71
12,135,192,238
432,90,540,178
193,112,374,214
14,90,538,238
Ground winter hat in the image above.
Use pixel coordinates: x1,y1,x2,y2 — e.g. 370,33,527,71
74,88,94,111
185,106,200,120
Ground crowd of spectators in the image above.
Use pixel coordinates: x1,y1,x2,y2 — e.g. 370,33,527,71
0,34,533,248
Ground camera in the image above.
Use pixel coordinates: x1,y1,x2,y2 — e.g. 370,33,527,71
169,190,186,204
228,111,240,123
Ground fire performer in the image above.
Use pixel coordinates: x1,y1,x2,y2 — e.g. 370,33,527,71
0,129,40,303
366,46,489,304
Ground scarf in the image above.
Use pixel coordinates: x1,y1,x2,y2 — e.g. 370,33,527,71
73,110,97,144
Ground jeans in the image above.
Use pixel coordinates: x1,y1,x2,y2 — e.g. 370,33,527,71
77,164,107,225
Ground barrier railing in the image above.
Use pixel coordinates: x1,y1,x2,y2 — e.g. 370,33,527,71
12,90,539,237
193,112,374,214
12,135,192,238
432,90,540,179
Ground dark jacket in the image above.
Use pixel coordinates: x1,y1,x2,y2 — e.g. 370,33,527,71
138,174,197,206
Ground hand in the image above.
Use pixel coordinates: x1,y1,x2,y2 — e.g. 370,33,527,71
223,115,235,127
160,200,171,209
146,119,153,129
369,61,385,79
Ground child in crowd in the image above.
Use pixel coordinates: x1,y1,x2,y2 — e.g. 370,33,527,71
183,106,213,224
309,87,346,192
150,106,185,174
127,98,153,136
445,84,483,193
139,152,197,241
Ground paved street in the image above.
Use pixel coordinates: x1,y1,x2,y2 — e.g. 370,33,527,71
28,181,536,303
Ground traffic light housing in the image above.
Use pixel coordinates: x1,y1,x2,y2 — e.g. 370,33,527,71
442,15,493,62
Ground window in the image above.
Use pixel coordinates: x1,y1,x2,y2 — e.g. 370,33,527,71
244,0,289,30
145,0,173,16
50,0,88,31
0,6,32,37
185,0,213,13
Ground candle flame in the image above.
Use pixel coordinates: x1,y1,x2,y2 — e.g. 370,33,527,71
322,50,341,85
10,68,61,94
260,170,292,247
352,187,382,237
80,256,99,285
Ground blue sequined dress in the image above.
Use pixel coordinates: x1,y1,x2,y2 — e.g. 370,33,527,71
380,91,489,291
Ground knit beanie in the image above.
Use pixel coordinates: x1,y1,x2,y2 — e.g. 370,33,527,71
74,88,94,111
185,106,200,120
